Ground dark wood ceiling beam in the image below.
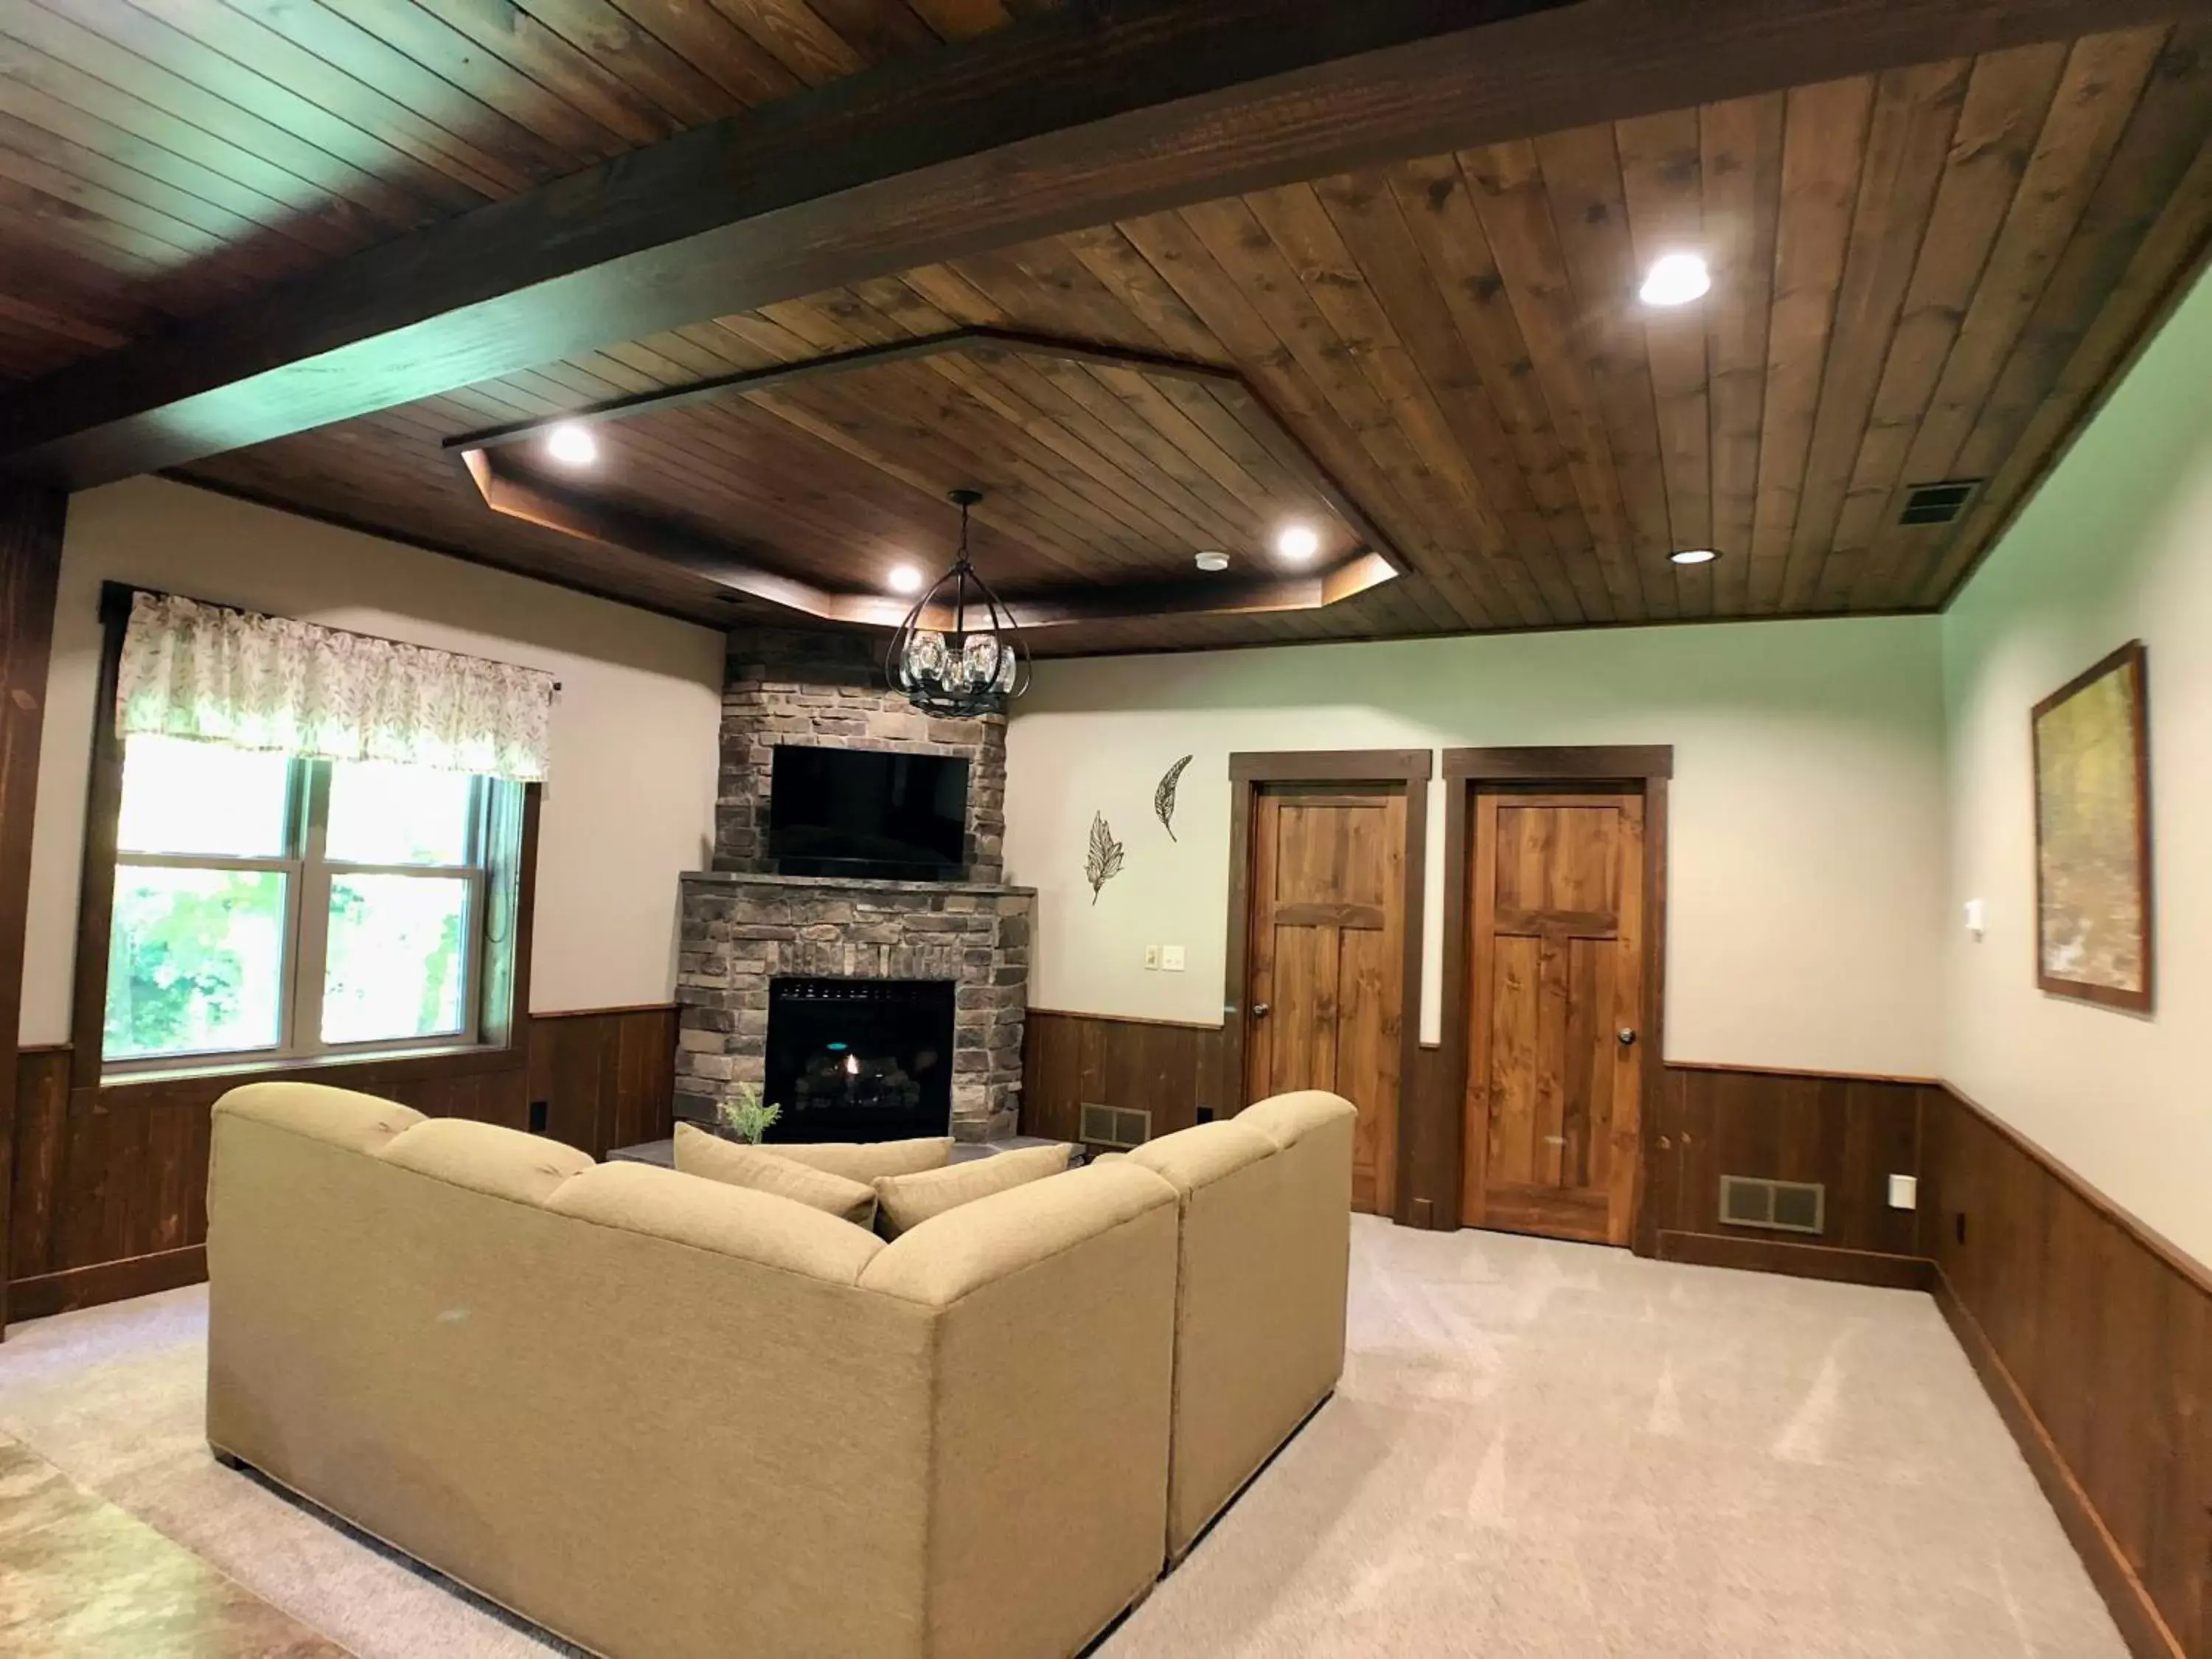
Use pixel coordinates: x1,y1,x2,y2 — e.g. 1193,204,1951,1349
7,0,2205,487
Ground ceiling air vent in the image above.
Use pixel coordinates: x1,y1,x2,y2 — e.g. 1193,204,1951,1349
1079,1102,1152,1150
1896,479,1981,526
1718,1175,1826,1237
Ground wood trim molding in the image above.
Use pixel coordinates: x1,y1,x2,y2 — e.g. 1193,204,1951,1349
1931,1265,2182,1659
65,585,131,1090
8,1246,208,1323
1220,747,1430,1222
1668,1058,1941,1087
8,0,2180,485
0,483,66,1338
530,1002,681,1023
1441,743,1674,780
1023,1007,1223,1034
1228,748,1434,783
1434,746,1673,1236
1656,1230,1934,1291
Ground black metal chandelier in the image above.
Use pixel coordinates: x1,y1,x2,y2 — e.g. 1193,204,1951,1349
886,487,1030,717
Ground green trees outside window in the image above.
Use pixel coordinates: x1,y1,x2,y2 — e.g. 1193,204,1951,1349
102,735,507,1068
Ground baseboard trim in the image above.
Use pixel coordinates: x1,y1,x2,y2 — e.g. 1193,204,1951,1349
8,1245,207,1321
1654,1229,1933,1290
1930,1264,2181,1659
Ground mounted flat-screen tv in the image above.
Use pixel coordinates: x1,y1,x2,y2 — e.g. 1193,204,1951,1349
768,745,969,880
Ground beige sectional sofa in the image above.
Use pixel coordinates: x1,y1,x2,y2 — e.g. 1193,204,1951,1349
205,1082,1355,1659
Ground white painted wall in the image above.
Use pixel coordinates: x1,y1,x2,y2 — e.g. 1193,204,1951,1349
21,479,724,1043
1941,269,2212,1267
1004,614,1947,1079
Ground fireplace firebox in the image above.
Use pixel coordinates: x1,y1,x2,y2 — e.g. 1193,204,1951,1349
764,977,956,1144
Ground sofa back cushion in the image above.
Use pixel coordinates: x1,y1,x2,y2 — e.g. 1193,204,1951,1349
380,1117,594,1205
872,1144,1072,1239
673,1124,877,1228
762,1135,953,1182
1232,1089,1352,1152
550,1161,882,1283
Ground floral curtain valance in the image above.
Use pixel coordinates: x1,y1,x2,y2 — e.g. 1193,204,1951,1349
116,591,556,782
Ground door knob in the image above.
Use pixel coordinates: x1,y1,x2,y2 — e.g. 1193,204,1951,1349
1251,1002,1271,1018
1617,1027,1637,1046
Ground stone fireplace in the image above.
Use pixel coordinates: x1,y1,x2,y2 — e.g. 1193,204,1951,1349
675,628,1032,1142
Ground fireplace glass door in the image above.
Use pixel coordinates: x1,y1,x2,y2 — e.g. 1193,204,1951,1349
765,977,955,1144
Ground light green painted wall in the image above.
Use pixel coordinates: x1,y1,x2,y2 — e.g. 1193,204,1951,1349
1941,266,2212,1266
1004,614,1947,1079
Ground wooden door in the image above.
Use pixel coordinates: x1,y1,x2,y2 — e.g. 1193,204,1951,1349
1244,782,1404,1214
1462,789,1646,1245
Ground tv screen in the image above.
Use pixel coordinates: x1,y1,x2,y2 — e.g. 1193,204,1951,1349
769,746,970,879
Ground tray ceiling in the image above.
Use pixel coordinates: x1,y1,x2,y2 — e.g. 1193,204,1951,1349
3,5,2209,655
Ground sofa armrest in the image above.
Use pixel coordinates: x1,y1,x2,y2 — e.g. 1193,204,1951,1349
859,1156,1179,1659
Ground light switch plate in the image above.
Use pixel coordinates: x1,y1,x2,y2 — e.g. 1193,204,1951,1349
1161,945,1186,972
1888,1174,1919,1210
1143,945,1160,970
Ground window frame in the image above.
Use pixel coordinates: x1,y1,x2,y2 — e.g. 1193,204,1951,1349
72,583,539,1093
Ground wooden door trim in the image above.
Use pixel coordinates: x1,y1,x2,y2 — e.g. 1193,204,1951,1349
1442,745,1674,781
1223,748,1430,1225
1437,745,1672,1239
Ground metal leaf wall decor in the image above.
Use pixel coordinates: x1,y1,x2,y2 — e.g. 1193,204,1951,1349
1154,754,1193,841
1085,812,1125,905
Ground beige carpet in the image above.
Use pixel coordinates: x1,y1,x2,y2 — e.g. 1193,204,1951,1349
0,1220,2123,1658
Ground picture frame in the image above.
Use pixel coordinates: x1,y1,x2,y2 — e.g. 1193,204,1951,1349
2031,641,2152,1012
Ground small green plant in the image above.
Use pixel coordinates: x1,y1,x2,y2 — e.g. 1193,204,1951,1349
714,1082,782,1144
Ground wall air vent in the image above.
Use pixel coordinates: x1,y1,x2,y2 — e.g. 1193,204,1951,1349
1718,1175,1826,1237
1896,479,1981,526
1079,1102,1152,1150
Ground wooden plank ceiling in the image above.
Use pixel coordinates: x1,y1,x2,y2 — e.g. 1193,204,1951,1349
7,11,2211,654
0,0,1039,381
477,338,1372,599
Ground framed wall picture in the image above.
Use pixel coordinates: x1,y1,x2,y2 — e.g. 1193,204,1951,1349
2031,641,2152,1012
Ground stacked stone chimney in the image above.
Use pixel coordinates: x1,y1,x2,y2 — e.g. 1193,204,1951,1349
674,626,1031,1142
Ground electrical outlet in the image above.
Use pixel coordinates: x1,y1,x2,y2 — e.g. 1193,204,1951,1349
1161,945,1186,972
1888,1173,1918,1210
1143,945,1160,970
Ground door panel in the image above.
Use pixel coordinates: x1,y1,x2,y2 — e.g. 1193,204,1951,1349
1244,784,1404,1215
1464,788,1646,1245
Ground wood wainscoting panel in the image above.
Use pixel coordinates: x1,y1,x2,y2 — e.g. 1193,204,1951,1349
1020,1009,1227,1147
1921,1085,2211,1659
529,1004,679,1159
4,1006,676,1327
1638,1062,1937,1284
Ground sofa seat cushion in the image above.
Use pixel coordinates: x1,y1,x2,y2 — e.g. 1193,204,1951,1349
759,1135,953,1183
872,1144,1073,1239
673,1123,878,1228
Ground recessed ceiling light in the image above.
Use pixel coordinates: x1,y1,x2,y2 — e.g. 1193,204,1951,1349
1669,547,1720,566
545,422,597,467
1276,524,1321,563
1639,253,1711,307
1195,550,1231,573
888,564,923,595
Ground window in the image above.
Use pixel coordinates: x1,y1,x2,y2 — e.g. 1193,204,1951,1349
102,734,522,1070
